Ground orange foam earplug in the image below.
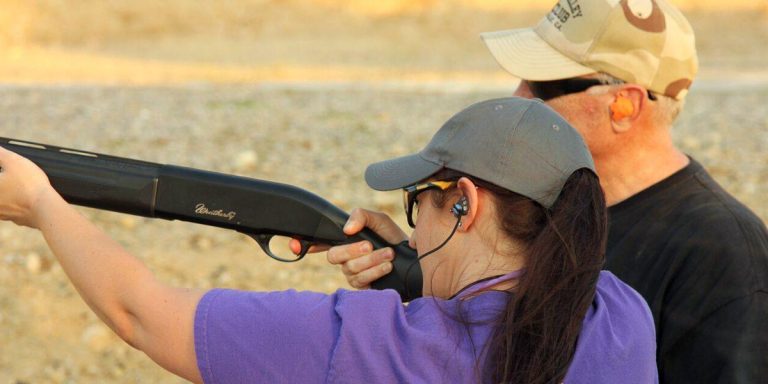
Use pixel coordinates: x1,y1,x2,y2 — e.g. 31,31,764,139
610,96,634,120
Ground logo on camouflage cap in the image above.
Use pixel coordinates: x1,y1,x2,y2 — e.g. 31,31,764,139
481,0,698,100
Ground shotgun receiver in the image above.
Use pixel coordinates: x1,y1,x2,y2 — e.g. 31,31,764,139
0,137,422,301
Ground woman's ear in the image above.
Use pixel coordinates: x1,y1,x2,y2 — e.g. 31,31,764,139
455,177,480,231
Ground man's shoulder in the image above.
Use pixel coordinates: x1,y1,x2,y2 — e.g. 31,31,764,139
667,163,766,247
608,160,768,296
688,163,764,221
617,159,766,243
643,164,767,283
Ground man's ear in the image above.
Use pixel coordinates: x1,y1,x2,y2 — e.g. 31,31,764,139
609,86,645,132
455,177,479,231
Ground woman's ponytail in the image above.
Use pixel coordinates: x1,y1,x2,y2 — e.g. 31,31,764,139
485,169,606,383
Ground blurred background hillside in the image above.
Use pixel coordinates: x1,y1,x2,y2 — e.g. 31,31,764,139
0,0,766,84
0,1,766,383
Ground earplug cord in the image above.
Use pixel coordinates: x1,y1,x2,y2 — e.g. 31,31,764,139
404,214,462,299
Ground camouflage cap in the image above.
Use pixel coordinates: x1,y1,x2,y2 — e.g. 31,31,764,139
481,0,698,100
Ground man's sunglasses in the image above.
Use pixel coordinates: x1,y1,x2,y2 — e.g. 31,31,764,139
402,180,457,228
527,78,657,101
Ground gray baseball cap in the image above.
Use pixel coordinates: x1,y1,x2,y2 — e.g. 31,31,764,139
365,97,595,208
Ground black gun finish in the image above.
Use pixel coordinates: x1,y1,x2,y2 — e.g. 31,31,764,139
0,137,423,301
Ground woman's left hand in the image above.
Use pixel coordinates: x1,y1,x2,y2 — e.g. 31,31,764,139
0,146,57,228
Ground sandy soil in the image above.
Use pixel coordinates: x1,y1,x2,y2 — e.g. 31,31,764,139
0,2,766,383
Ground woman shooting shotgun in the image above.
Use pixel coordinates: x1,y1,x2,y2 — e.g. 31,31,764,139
0,97,656,383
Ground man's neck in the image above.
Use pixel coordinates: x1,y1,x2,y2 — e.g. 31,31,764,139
596,145,690,206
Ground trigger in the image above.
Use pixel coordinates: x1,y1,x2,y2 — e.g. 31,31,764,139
297,239,313,258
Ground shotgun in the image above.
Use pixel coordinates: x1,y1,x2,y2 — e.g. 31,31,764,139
0,137,422,301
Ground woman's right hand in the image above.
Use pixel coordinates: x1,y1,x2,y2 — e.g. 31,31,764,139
291,208,408,289
0,147,57,228
329,208,408,289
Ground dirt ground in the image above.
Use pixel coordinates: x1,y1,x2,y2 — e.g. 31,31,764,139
0,2,766,383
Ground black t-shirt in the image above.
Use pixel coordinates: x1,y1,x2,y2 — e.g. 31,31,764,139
606,158,768,384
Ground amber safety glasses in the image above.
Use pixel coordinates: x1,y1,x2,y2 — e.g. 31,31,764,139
402,180,457,228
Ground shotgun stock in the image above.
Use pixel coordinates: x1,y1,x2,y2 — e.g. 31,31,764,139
0,137,422,301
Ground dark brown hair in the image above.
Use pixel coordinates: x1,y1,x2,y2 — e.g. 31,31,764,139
429,168,606,384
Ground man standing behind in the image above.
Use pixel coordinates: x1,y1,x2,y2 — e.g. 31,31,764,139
326,0,768,382
478,0,768,381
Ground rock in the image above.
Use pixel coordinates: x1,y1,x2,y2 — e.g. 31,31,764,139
119,216,138,230
233,150,259,172
276,270,290,282
190,234,213,251
43,362,69,383
112,364,126,378
681,136,701,151
209,265,233,285
25,252,42,274
81,323,115,353
83,363,100,376
3,253,18,266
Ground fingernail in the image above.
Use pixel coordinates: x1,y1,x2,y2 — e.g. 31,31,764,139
383,249,394,260
360,242,372,253
382,262,393,273
343,221,354,232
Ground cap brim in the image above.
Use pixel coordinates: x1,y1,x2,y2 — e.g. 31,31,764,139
365,153,443,191
481,28,596,81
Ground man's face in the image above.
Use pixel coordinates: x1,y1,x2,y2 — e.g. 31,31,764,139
514,79,614,158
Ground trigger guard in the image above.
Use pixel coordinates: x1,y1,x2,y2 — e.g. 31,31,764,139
249,234,306,263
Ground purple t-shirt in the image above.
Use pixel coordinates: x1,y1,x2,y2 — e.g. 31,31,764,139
194,271,657,383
